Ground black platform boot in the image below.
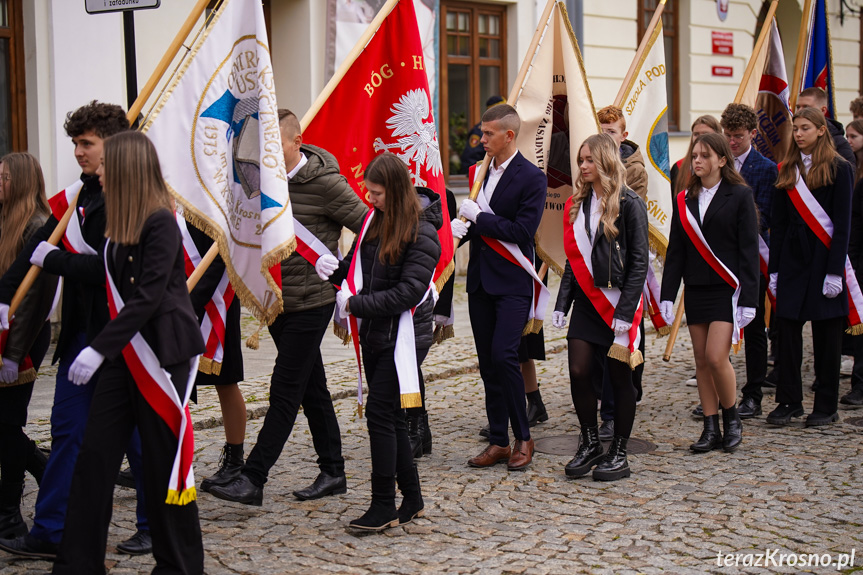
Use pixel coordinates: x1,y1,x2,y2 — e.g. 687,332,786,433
406,414,423,459
0,481,27,539
526,389,549,427
201,442,244,492
592,436,631,481
419,413,432,455
348,474,399,531
564,426,604,478
690,414,722,452
721,405,743,452
396,464,424,525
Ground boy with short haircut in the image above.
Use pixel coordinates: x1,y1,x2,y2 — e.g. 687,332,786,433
596,105,648,201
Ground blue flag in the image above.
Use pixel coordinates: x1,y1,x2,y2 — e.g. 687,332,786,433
802,0,835,118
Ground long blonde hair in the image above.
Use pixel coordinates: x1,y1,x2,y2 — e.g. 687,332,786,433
569,133,626,240
0,153,49,275
103,132,174,245
776,107,839,191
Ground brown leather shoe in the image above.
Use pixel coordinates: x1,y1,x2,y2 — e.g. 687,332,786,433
507,438,534,471
467,444,511,467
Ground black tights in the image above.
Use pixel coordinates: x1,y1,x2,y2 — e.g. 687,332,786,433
567,338,636,439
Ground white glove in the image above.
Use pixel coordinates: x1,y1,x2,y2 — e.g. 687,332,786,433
336,289,351,318
314,254,339,281
822,274,843,298
552,310,567,329
0,358,18,383
459,199,481,223
769,273,778,297
451,218,469,239
737,306,757,329
612,318,632,336
659,300,674,326
0,303,9,331
30,241,58,268
68,346,104,386
433,314,449,328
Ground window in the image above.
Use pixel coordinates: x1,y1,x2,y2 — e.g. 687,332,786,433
440,1,507,179
638,0,678,132
0,0,25,156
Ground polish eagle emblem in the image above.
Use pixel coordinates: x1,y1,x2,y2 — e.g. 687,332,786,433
373,89,442,187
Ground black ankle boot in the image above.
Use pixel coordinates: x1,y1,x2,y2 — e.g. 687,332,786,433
690,414,722,452
0,481,26,539
721,405,743,452
201,442,244,492
419,413,432,455
24,441,47,486
406,414,423,459
396,464,424,525
349,474,399,531
564,426,604,478
592,436,631,481
526,390,549,427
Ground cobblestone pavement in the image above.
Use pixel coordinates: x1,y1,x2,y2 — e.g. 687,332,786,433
2,277,862,574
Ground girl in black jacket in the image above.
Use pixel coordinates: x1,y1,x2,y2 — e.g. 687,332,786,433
53,132,205,574
767,107,854,427
328,153,440,531
552,133,648,481
660,133,759,453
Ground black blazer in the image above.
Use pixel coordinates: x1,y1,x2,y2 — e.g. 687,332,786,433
90,209,205,367
462,151,547,297
769,157,853,321
661,180,760,308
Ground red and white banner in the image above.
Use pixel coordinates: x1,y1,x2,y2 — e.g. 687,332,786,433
302,0,454,292
758,235,776,308
644,264,669,335
104,245,199,505
753,19,792,163
48,181,96,256
786,170,863,332
562,197,643,367
676,191,743,346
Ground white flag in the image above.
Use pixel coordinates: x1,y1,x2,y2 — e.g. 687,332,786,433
143,0,294,324
618,21,672,256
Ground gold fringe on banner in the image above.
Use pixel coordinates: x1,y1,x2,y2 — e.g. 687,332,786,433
333,321,351,345
245,320,265,350
165,486,197,506
197,357,223,376
434,259,455,293
648,224,668,262
655,325,671,337
846,323,863,336
0,368,36,388
536,243,564,277
433,324,455,344
522,318,544,336
607,344,644,370
400,392,423,409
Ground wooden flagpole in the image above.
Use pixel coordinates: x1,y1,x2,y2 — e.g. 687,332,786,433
734,0,779,104
613,0,665,108
8,0,213,318
662,299,685,362
790,0,815,111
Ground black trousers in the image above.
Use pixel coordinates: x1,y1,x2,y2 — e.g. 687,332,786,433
852,333,863,392
244,302,343,486
0,383,34,494
775,315,844,414
363,347,428,476
468,287,531,447
741,277,768,403
53,360,203,575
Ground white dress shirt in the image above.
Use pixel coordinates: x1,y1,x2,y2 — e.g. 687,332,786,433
482,150,518,202
698,179,722,221
589,190,602,245
801,152,813,174
734,146,751,173
287,152,308,181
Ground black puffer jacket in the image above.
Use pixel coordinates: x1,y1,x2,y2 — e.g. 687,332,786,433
555,186,649,324
332,188,442,352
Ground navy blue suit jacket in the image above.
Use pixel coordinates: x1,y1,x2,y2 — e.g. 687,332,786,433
739,147,778,242
463,151,547,297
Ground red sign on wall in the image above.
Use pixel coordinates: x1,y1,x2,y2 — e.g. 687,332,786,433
712,31,734,55
712,66,733,77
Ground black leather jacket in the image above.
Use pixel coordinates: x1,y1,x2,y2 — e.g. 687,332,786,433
555,187,649,323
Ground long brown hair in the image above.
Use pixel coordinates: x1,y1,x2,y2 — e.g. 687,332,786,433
364,153,421,264
0,153,49,275
686,133,747,197
675,115,721,195
569,133,626,240
103,132,174,245
846,118,863,183
776,107,838,191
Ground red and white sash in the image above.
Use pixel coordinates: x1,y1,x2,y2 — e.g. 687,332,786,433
676,191,743,346
644,264,669,336
104,244,199,505
176,215,235,376
758,236,776,308
293,218,336,267
562,197,644,368
342,210,427,413
48,181,96,256
786,170,863,333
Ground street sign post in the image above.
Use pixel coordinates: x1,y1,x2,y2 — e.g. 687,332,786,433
85,0,160,14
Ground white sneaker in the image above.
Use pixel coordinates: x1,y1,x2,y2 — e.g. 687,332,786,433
685,373,698,387
841,356,854,376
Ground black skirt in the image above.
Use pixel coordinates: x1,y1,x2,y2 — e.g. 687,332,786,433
684,284,735,325
518,329,546,362
193,298,244,386
566,281,614,347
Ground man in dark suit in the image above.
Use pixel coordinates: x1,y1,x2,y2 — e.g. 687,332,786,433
451,104,546,471
721,103,779,418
